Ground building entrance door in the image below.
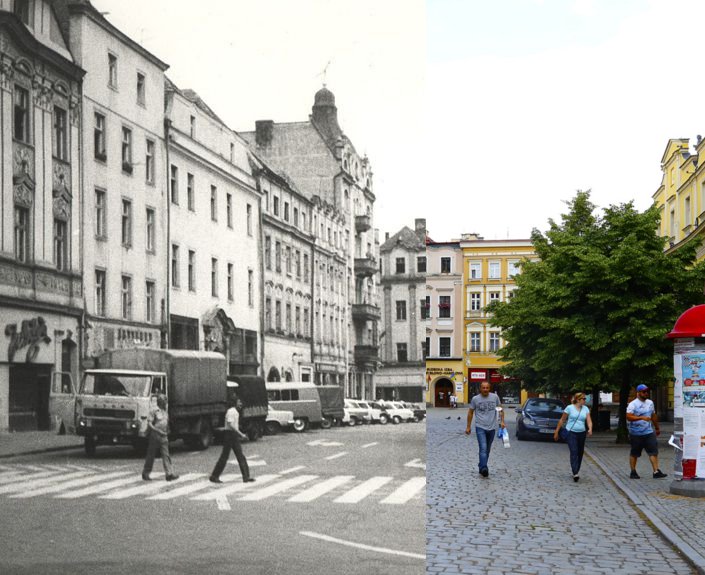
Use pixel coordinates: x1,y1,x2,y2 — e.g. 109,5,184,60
434,379,453,407
9,364,53,431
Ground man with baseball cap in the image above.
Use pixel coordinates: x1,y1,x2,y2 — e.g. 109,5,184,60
626,384,667,479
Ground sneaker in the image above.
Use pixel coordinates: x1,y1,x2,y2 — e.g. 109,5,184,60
142,474,151,481
209,476,223,484
243,477,256,483
629,470,640,479
653,470,668,479
480,467,489,478
165,474,179,482
573,475,579,482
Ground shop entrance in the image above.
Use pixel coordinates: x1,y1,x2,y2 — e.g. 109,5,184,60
434,378,453,407
9,364,53,431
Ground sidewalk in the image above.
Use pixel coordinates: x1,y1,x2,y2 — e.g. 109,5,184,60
586,421,705,574
0,430,82,459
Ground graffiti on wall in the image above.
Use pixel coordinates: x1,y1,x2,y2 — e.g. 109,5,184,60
5,317,52,363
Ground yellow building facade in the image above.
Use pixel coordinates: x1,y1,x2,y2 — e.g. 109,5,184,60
460,236,535,404
653,137,705,261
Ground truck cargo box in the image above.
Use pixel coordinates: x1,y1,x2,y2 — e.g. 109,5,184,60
315,385,345,420
228,375,268,419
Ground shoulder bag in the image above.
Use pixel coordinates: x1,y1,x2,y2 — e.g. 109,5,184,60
559,406,585,441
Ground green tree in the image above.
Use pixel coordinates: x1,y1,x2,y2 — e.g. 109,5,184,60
490,191,705,442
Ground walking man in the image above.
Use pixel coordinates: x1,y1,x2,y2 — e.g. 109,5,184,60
627,384,667,479
142,394,179,481
210,397,255,484
465,381,505,477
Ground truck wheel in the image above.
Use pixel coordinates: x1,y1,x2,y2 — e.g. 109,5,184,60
84,436,96,457
347,417,357,427
392,416,401,424
320,418,332,429
379,414,389,425
293,418,308,432
246,425,259,442
265,421,280,435
193,418,212,450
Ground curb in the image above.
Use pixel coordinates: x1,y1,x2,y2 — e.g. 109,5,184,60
0,443,82,460
587,447,705,575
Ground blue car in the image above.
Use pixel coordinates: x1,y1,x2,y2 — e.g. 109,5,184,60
515,398,566,441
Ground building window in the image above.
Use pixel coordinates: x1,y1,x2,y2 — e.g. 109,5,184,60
211,258,218,297
14,85,30,143
188,250,195,292
53,106,68,161
304,254,309,282
489,261,500,279
230,142,234,163
421,297,430,320
265,236,272,270
489,291,500,305
108,53,118,88
122,276,132,320
470,293,481,311
284,202,290,222
248,269,254,307
395,257,405,274
53,219,67,270
170,165,178,204
685,196,692,226
302,212,307,232
13,0,30,24
295,250,302,279
210,186,217,221
121,276,132,320
507,261,519,278
226,193,233,228
146,281,155,323
417,256,427,273
121,127,133,173
171,244,180,288
440,257,451,274
295,306,301,335
275,300,282,331
187,173,195,211
136,73,146,107
670,208,675,236
285,246,292,275
293,207,299,227
470,262,481,279
95,270,106,316
439,337,451,357
265,297,272,330
190,115,196,138
94,112,106,160
95,189,106,239
145,208,155,253
470,332,481,352
396,300,407,321
227,263,234,301
121,199,132,246
397,343,408,363
286,303,292,333
145,139,155,183
275,241,282,273
489,332,500,352
303,307,310,337
273,196,280,217
439,295,451,318
247,204,253,236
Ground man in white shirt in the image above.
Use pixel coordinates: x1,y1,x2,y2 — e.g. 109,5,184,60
626,384,667,479
210,397,255,484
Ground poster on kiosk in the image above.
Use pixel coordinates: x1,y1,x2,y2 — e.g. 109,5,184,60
668,304,705,481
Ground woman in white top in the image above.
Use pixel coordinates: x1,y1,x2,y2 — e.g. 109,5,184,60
553,392,593,482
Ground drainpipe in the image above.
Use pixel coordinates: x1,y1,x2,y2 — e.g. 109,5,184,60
163,117,171,348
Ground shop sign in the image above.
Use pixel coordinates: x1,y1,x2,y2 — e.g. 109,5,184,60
455,382,464,392
469,369,487,380
426,367,456,375
490,371,501,383
5,317,51,363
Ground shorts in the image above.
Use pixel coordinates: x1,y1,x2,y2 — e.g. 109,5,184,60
629,432,658,458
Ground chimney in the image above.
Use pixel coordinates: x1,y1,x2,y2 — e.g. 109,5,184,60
415,218,426,241
385,232,390,241
255,120,274,148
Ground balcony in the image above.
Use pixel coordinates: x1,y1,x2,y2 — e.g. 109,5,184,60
351,303,381,322
355,215,372,233
354,344,380,366
354,256,377,277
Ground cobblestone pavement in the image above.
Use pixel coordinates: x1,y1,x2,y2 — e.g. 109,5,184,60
427,408,694,575
586,421,705,572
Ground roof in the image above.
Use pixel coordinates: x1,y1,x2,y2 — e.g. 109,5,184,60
84,369,164,376
381,226,426,252
165,77,226,125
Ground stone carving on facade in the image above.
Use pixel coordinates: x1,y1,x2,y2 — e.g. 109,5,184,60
0,59,14,91
69,94,81,127
13,145,33,178
52,163,72,221
32,77,54,112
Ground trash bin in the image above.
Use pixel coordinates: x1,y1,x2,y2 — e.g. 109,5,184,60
596,410,610,431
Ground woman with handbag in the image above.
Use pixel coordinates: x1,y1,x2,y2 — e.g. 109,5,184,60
553,392,592,482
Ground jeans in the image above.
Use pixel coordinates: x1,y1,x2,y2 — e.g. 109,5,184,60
142,432,174,477
211,430,250,480
567,431,587,475
475,427,495,471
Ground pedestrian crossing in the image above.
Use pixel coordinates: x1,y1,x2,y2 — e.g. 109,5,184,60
0,465,425,507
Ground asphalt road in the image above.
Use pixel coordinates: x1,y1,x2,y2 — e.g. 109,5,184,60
0,420,425,575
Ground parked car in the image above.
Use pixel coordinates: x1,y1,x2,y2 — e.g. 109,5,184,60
265,407,296,435
376,400,415,424
343,399,371,426
356,400,388,424
402,402,425,422
515,397,566,441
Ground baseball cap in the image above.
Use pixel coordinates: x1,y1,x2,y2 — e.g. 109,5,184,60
636,384,649,392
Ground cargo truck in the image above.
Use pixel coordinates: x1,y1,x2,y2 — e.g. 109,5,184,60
50,349,227,456
225,375,268,440
315,384,345,428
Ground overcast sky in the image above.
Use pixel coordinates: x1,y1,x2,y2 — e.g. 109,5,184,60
91,0,705,242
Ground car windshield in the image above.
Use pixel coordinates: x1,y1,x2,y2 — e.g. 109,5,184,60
358,402,370,408
81,373,151,397
524,400,564,416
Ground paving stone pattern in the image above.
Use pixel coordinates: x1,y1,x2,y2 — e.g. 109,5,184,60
426,408,694,574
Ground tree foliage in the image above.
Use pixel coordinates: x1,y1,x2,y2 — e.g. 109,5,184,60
489,191,705,439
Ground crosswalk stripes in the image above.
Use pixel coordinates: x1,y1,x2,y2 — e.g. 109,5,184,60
190,474,279,500
0,470,91,495
334,476,393,503
56,474,158,499
380,477,426,505
99,473,204,500
0,471,29,484
0,469,63,485
239,475,319,501
147,474,238,500
288,475,354,503
9,471,133,499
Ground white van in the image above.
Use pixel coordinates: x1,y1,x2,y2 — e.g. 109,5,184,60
265,381,323,432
